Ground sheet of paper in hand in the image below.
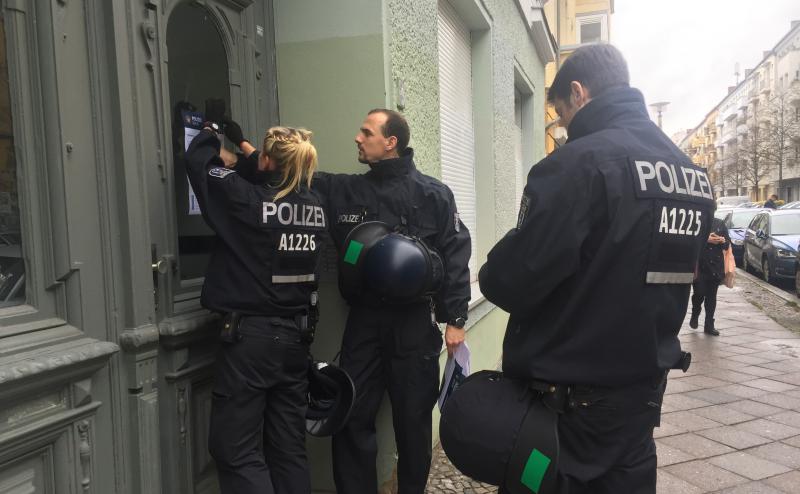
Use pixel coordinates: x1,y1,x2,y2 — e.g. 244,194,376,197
438,342,471,411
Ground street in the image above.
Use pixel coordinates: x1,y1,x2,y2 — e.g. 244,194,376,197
427,273,800,493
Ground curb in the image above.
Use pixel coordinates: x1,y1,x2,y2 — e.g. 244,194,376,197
735,267,799,303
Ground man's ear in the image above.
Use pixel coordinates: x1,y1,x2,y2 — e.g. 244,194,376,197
385,135,398,152
570,81,591,106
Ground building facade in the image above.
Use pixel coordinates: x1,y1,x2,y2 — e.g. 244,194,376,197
712,21,800,201
678,108,719,193
543,0,614,153
0,1,554,493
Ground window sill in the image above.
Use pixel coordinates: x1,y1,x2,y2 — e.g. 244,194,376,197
465,281,495,332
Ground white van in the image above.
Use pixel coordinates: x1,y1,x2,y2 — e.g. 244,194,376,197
717,196,750,208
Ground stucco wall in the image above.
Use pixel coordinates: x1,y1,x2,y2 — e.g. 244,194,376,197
485,0,547,236
385,0,547,487
387,0,547,244
385,0,442,176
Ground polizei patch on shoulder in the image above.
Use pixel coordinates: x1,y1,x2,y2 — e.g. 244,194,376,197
516,194,531,229
208,167,236,179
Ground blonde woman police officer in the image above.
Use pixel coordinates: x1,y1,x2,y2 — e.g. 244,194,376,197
185,123,324,494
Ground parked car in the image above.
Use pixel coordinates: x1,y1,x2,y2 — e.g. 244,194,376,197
723,208,768,265
715,207,735,220
717,195,751,208
796,251,800,294
779,200,800,210
743,210,800,283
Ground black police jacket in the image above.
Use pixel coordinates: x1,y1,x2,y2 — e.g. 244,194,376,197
185,129,326,316
479,86,715,386
697,218,731,283
314,149,471,323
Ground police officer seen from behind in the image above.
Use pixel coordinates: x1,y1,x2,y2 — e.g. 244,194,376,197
479,45,714,492
185,119,325,494
315,109,471,494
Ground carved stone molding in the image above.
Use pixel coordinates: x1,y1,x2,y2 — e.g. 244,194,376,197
77,420,93,493
119,324,160,351
0,338,118,403
177,387,187,445
72,379,93,408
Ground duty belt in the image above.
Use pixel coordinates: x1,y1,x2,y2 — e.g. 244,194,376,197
526,351,690,415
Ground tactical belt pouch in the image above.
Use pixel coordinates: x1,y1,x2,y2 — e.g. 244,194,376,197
294,313,315,344
295,292,319,344
220,312,242,343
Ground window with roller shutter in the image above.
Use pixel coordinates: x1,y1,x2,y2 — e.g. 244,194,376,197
438,0,478,281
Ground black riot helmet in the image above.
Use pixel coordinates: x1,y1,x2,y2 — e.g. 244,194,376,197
339,221,444,305
440,371,559,493
306,361,356,437
339,221,393,302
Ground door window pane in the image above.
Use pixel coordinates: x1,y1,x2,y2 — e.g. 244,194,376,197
0,14,25,308
167,4,230,281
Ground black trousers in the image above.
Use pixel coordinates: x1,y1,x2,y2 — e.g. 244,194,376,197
500,375,665,494
332,303,442,494
692,278,720,324
208,316,311,494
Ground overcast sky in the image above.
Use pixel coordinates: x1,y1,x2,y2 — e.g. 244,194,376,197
613,0,800,139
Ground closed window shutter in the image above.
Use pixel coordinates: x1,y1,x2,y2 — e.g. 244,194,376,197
438,0,477,281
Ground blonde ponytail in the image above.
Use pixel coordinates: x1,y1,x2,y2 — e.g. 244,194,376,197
262,126,318,201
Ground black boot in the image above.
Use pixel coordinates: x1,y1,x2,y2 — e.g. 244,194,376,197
689,309,700,329
704,319,719,336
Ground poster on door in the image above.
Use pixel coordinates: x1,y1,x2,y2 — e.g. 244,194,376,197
183,110,204,215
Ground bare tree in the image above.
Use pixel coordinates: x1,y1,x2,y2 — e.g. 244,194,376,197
721,143,748,194
739,104,775,199
760,84,800,197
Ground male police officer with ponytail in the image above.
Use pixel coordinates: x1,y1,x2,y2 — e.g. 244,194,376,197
476,45,714,492
315,109,471,494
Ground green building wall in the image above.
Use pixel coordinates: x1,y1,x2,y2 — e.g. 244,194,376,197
274,0,548,491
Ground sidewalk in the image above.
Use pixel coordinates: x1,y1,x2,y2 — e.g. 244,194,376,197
427,284,800,493
657,285,800,493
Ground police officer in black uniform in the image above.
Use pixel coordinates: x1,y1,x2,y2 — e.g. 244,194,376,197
478,45,715,492
316,109,472,494
185,122,325,494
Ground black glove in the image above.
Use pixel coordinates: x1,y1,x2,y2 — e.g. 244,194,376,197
204,98,226,126
222,117,246,146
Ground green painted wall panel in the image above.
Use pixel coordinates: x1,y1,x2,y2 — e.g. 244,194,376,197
276,35,387,174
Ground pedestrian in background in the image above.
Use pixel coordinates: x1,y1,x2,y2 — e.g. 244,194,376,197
764,194,779,209
689,216,731,336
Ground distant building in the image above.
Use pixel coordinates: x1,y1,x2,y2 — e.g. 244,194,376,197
671,129,691,146
678,109,720,193
711,21,800,200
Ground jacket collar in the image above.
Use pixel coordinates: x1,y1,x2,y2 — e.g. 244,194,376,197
264,169,284,186
566,86,652,142
366,148,416,179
